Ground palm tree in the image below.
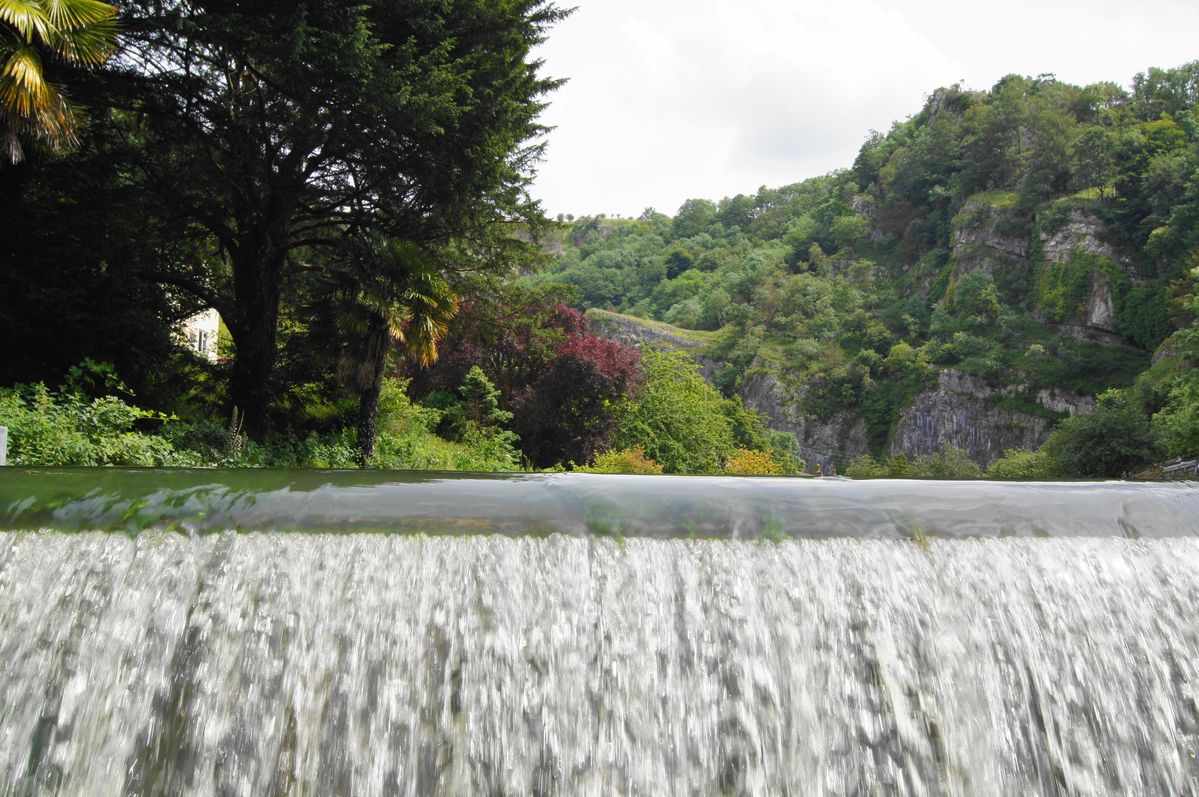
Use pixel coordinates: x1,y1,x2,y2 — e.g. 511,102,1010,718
1,0,118,162
309,236,459,466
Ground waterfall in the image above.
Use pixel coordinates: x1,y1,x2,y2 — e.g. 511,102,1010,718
1,472,1198,795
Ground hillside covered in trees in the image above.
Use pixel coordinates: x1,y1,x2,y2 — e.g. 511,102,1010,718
532,63,1199,477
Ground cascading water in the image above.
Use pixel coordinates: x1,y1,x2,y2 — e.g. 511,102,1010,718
1,470,1198,796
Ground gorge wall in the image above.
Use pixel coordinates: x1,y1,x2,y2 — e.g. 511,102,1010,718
588,202,1125,470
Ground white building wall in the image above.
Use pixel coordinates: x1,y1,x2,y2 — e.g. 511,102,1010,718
180,308,220,362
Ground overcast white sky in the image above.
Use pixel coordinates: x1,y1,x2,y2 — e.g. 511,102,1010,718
529,0,1199,218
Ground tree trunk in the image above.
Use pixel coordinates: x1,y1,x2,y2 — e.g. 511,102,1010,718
228,242,285,440
356,374,384,467
354,320,391,467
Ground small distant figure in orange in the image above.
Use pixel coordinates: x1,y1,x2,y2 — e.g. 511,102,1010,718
814,464,823,477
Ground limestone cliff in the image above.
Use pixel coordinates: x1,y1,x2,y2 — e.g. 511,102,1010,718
584,201,1129,469
888,370,1091,466
739,372,869,470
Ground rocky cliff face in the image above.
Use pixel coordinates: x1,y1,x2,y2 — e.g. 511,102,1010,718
1040,209,1130,335
739,372,868,470
950,203,1132,337
888,370,1091,466
945,200,1032,310
1040,209,1124,265
586,201,1123,469
950,200,1028,281
740,368,1090,470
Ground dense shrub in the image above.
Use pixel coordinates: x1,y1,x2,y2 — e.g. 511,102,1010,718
986,448,1053,480
724,448,783,475
512,331,641,468
1041,390,1162,477
613,348,736,474
579,446,664,474
375,375,521,472
842,445,981,479
0,383,197,466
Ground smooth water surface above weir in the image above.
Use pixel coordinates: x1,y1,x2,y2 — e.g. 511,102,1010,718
2,471,1199,795
1,468,1198,538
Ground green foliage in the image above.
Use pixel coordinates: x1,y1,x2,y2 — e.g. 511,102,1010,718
724,448,784,476
160,414,359,469
431,369,521,470
1030,340,1149,397
1151,267,1199,456
579,446,664,474
613,347,736,474
13,57,1199,479
1153,372,1199,458
843,453,890,479
1117,283,1172,350
986,448,1053,480
842,445,981,479
455,366,514,431
0,382,195,467
1040,390,1162,477
1036,253,1099,322
759,516,787,544
0,0,119,162
859,341,936,454
918,445,984,479
947,269,1002,328
113,0,569,434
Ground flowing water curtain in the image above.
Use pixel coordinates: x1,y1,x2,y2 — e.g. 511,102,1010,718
2,532,1198,795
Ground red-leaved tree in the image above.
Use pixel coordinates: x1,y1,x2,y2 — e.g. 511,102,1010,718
408,287,641,466
512,330,642,466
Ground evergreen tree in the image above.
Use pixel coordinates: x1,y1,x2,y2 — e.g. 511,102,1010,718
116,0,568,435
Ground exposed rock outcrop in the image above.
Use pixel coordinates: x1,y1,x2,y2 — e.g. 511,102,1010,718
586,310,720,380
888,370,1088,466
953,213,1027,260
588,312,1095,470
740,372,868,469
1039,209,1132,335
1035,387,1095,416
1040,210,1124,265
949,200,1027,282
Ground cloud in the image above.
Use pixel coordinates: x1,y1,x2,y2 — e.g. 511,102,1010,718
530,0,1199,217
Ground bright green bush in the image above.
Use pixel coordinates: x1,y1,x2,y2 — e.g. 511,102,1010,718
912,445,983,479
844,453,889,479
0,383,197,466
1150,268,1199,458
986,448,1053,480
370,378,521,472
613,347,736,474
843,445,981,479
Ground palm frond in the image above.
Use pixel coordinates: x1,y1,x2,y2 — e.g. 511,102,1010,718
40,0,116,32
0,0,116,161
1,43,49,115
0,0,50,42
47,17,119,65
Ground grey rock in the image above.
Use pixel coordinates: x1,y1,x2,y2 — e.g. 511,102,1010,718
740,372,869,470
1040,210,1123,265
586,311,719,380
889,370,1083,466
